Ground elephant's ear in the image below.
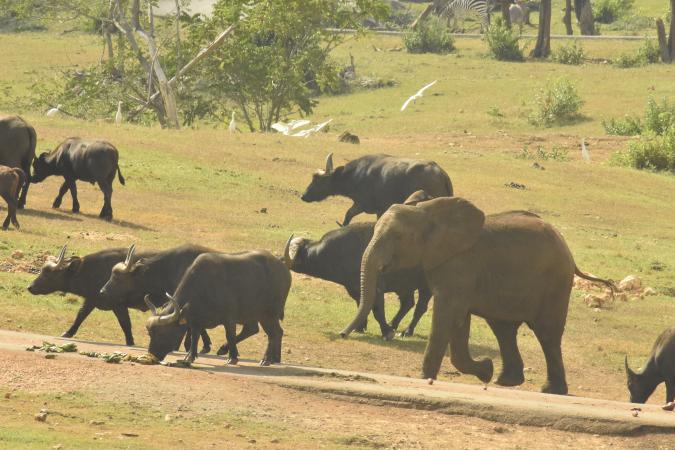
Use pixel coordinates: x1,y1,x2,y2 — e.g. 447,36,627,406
420,197,485,270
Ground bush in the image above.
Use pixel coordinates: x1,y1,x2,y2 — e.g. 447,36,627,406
517,145,570,162
527,78,584,127
613,39,660,68
605,98,675,136
484,17,523,61
605,15,654,33
553,41,585,65
594,0,634,24
612,129,675,171
403,16,455,54
602,116,643,136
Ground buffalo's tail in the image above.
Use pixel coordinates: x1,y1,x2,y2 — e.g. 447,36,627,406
575,266,616,294
117,166,125,185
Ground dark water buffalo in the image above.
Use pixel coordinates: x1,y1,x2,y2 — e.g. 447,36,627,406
283,224,431,339
32,138,125,221
0,166,25,229
27,245,156,345
100,244,215,354
145,250,291,365
625,327,675,404
0,115,36,208
301,153,453,226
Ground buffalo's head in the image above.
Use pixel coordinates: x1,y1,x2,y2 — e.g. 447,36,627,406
28,245,81,295
31,152,53,183
100,244,146,298
145,293,188,361
301,153,338,202
281,234,310,271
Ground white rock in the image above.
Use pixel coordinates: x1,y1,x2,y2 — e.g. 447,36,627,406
619,275,642,292
643,287,657,296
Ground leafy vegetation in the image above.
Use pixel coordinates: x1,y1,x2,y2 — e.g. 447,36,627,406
516,145,570,162
613,39,660,68
528,78,584,127
604,97,675,136
403,16,455,54
484,17,523,62
553,41,585,65
594,0,635,24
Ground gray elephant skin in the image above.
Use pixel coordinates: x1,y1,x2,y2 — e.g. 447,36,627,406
341,194,614,395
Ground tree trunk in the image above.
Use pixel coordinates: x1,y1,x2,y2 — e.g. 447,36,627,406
669,0,675,58
657,19,671,63
411,3,433,30
531,0,551,58
502,0,512,29
564,0,574,35
579,0,596,35
574,0,584,22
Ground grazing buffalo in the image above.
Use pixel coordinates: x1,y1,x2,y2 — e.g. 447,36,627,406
100,244,215,354
625,327,675,404
27,246,157,345
32,138,125,221
283,224,431,339
0,166,25,229
301,153,453,226
145,250,291,366
0,115,36,208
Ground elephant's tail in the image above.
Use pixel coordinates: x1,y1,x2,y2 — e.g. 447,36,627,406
574,267,616,294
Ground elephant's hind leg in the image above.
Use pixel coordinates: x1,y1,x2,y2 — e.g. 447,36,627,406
487,319,525,387
531,323,567,395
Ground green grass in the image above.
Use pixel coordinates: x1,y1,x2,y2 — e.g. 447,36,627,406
0,25,674,413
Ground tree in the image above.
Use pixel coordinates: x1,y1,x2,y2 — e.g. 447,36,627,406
574,0,596,35
186,0,388,131
656,0,675,63
531,0,551,58
563,0,574,35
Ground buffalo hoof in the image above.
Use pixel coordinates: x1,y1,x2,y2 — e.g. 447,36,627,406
400,328,415,337
60,331,74,338
382,329,396,341
216,345,228,356
541,381,568,396
72,207,80,214
259,359,272,367
100,215,112,222
125,341,135,347
496,370,525,387
199,346,211,355
226,357,239,365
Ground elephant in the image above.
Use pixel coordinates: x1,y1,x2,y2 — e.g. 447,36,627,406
340,193,614,395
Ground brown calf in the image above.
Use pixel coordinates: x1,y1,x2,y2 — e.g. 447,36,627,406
0,165,25,229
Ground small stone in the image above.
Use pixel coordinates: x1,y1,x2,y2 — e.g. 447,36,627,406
164,414,172,422
270,438,280,444
35,412,48,422
427,378,434,385
643,287,657,296
631,410,639,417
4,392,11,399
619,275,641,292
662,402,674,411
53,445,63,450
260,208,267,214
11,250,24,259
248,439,257,444
89,420,105,425
44,354,56,360
286,348,291,354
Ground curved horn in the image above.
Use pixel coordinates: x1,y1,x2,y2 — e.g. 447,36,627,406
325,153,334,174
124,244,136,268
55,245,67,267
144,295,158,316
146,292,181,328
283,234,294,268
624,355,636,377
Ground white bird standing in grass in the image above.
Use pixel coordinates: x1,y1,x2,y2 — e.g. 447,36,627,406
581,138,591,162
229,111,237,134
115,101,123,125
46,104,61,117
400,80,437,112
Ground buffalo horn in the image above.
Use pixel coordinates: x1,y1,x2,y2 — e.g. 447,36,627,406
55,245,67,267
144,295,158,316
325,153,333,174
146,293,181,328
283,234,294,268
124,244,136,269
624,355,636,377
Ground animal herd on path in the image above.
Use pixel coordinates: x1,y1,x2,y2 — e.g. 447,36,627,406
1,113,673,407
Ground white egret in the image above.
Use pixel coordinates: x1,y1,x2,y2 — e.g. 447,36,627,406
400,80,437,112
581,138,590,162
271,119,311,135
229,111,237,134
115,101,123,125
291,119,332,138
46,104,61,117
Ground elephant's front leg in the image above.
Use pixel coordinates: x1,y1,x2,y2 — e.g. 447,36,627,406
372,293,395,341
448,314,493,383
487,319,525,387
422,296,457,380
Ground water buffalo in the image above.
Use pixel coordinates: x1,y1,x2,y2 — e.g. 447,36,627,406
32,138,125,221
27,245,156,345
0,115,36,208
100,244,215,354
283,224,431,340
145,250,291,366
0,166,25,229
625,327,675,404
301,153,453,226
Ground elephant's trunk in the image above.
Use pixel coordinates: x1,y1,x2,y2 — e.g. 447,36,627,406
340,237,382,338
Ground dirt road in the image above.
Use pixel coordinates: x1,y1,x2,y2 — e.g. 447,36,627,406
1,329,673,449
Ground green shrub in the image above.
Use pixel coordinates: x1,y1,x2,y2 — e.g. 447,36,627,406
614,39,660,68
604,98,675,136
594,0,634,24
403,16,455,54
517,145,570,161
553,41,585,65
602,116,643,136
527,78,584,127
612,129,675,171
605,15,654,33
484,17,523,62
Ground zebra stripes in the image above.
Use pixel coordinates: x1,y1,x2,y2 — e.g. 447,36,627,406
443,0,491,30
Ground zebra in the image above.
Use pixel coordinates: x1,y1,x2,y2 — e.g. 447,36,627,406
442,0,491,33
